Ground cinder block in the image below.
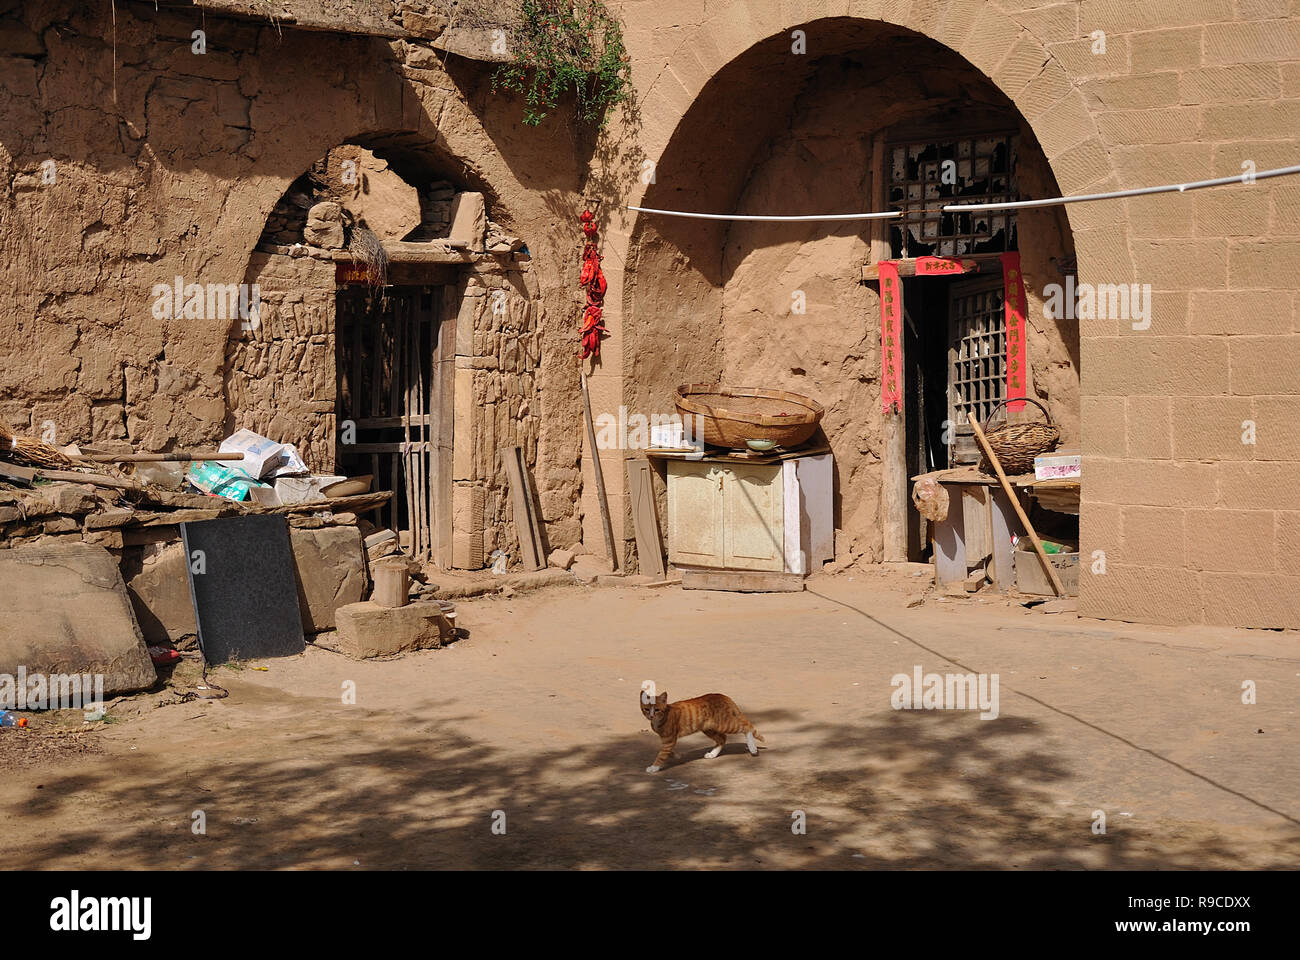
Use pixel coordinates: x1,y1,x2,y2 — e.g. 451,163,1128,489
452,484,485,568
1186,509,1275,572
1084,72,1181,110
1128,26,1204,71
453,366,475,481
1121,505,1187,567
1085,337,1229,397
1203,20,1300,65
1189,290,1284,336
1179,64,1281,104
1078,561,1204,626
1197,573,1300,629
1081,395,1126,457
1276,512,1300,576
1229,338,1300,397
1170,397,1255,461
1250,396,1300,461
335,600,452,659
1089,457,1217,508
1126,396,1172,459
1217,462,1300,510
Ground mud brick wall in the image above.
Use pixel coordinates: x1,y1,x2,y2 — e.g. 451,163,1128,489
225,251,338,473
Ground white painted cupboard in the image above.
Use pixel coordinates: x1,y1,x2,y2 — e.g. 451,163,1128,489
665,453,834,574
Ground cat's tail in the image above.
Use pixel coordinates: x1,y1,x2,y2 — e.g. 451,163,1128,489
750,727,766,742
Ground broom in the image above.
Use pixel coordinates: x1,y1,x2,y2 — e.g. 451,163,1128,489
0,417,75,469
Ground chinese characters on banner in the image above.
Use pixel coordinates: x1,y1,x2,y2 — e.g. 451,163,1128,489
914,256,977,276
999,251,1028,413
878,260,903,414
878,255,1028,416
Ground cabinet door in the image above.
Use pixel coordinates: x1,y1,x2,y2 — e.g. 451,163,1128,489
667,461,724,567
723,463,785,571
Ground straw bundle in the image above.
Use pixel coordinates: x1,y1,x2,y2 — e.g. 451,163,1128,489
348,226,388,288
0,417,74,469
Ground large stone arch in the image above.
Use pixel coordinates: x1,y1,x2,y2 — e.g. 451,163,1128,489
597,3,1117,584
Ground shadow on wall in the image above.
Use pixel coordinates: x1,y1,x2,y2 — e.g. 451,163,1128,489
8,696,1287,869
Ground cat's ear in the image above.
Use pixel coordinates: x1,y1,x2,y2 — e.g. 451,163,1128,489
657,692,668,703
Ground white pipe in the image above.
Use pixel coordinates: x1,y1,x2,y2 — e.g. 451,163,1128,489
625,205,902,221
942,164,1300,212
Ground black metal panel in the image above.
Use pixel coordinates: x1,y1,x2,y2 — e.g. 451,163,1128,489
181,515,306,664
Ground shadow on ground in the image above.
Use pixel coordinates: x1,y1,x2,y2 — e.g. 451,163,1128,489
10,692,1297,870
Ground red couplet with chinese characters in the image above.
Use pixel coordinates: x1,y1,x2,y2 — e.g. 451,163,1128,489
878,260,903,415
1000,251,1028,413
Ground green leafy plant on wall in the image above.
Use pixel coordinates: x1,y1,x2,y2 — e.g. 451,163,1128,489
491,0,631,128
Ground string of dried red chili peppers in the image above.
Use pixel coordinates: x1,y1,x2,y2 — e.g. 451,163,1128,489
578,209,607,360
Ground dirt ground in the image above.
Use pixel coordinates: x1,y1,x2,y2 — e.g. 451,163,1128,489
2,566,1298,870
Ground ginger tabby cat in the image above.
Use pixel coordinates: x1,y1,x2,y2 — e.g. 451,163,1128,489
640,690,765,773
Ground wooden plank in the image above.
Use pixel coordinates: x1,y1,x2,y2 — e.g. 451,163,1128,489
435,284,457,569
627,459,666,579
681,568,805,593
990,485,1026,593
961,485,992,576
932,485,966,585
501,445,545,571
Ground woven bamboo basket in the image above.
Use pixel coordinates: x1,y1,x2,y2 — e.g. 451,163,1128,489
675,384,824,450
979,397,1059,474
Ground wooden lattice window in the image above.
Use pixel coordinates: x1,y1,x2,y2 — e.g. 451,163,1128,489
888,134,1019,259
947,277,1006,464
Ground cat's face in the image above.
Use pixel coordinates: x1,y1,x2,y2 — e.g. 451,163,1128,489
641,690,668,724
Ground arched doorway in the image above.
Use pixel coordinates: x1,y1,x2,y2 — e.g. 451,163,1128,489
228,134,541,569
623,19,1079,570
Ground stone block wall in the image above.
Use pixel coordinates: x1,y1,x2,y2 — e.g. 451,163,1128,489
226,251,338,472
452,261,549,567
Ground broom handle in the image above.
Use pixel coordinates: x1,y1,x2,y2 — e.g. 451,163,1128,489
71,451,242,462
961,401,1066,598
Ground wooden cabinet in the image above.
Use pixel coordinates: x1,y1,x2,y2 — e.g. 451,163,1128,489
665,454,833,574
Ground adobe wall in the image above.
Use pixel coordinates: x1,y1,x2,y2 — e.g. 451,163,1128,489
0,0,585,561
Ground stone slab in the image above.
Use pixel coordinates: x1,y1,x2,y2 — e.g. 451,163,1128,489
0,543,157,697
334,599,452,659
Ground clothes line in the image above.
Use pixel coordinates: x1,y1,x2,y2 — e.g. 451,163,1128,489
624,206,901,221
625,163,1300,221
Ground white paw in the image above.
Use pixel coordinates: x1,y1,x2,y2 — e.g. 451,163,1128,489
646,765,660,774
704,746,722,759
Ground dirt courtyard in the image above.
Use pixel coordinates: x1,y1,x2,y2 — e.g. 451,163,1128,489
2,568,1297,870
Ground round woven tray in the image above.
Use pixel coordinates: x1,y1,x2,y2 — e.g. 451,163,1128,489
676,384,824,450
980,397,1059,474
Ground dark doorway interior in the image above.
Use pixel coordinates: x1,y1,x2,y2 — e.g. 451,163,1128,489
336,285,443,559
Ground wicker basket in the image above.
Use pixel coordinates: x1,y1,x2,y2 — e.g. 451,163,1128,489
979,398,1059,475
676,384,824,450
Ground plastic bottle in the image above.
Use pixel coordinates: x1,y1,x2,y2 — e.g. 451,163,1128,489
0,711,29,729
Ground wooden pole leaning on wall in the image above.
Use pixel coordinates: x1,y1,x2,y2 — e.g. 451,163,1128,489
581,371,618,571
958,397,1065,598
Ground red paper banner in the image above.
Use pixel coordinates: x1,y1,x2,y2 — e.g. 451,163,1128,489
878,260,903,415
1000,251,1028,413
914,256,978,276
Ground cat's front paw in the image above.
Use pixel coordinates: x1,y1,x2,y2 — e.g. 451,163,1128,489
645,765,661,774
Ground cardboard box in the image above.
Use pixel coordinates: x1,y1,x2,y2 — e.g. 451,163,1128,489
1014,540,1079,596
1034,449,1081,481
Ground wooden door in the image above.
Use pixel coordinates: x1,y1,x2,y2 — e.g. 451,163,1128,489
666,461,724,567
722,463,785,571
